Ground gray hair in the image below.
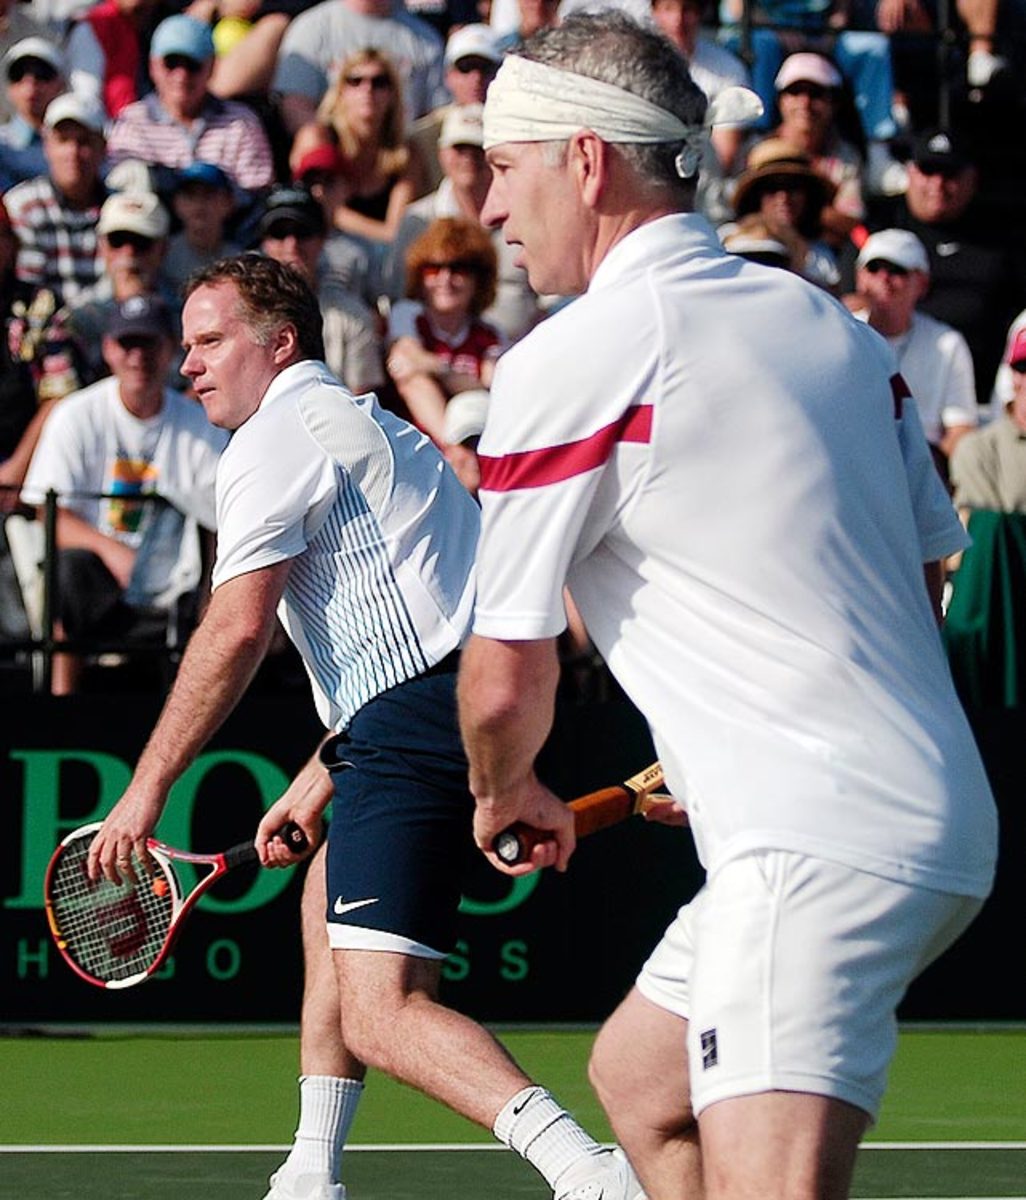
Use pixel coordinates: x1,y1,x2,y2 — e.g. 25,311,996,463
519,11,708,201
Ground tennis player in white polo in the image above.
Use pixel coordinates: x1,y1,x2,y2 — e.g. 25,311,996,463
458,13,999,1200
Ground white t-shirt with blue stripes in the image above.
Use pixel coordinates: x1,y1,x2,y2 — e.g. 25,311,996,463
211,359,478,730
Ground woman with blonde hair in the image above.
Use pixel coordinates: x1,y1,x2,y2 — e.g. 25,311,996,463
386,216,505,490
289,46,423,246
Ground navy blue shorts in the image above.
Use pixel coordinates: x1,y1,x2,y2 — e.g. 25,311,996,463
322,663,476,957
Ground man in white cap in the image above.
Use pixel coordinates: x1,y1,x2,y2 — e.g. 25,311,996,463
4,91,107,307
45,190,180,395
851,227,978,467
0,37,65,188
458,12,997,1199
410,22,503,193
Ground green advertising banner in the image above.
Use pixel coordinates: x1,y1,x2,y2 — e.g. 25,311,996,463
2,693,1020,1025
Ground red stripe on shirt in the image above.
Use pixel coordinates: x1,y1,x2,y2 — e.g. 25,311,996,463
890,372,910,419
479,405,653,492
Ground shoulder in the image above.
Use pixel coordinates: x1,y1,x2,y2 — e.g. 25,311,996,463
391,7,444,48
4,174,49,212
48,377,116,426
110,98,150,125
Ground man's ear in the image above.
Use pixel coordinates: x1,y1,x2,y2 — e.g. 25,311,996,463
570,129,609,207
272,321,301,365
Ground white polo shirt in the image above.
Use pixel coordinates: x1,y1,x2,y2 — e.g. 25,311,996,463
212,360,478,730
475,213,997,898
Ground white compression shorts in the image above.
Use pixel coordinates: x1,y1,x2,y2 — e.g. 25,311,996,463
636,849,982,1119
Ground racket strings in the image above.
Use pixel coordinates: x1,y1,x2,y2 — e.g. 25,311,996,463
47,836,176,984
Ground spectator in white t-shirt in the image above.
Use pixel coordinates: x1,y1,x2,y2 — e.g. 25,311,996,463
20,293,226,693
847,228,978,467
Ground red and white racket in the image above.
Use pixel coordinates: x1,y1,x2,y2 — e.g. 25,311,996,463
492,761,667,867
44,821,307,989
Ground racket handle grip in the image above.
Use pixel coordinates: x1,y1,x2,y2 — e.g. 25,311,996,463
491,786,637,867
227,822,310,870
279,821,308,853
492,822,548,867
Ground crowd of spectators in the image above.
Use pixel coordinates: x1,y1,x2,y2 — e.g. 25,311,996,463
1,0,1026,697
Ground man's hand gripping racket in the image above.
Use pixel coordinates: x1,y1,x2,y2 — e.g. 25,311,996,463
44,821,307,989
491,761,672,868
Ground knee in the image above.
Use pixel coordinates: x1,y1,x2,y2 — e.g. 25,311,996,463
333,979,416,1072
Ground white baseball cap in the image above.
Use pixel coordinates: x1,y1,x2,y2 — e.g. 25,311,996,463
444,24,502,67
775,52,842,92
439,103,484,148
43,91,106,133
4,37,64,78
856,229,930,274
98,191,170,239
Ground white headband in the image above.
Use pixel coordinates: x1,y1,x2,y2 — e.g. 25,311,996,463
482,55,763,178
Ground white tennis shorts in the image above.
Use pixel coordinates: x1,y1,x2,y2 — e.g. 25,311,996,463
636,849,982,1119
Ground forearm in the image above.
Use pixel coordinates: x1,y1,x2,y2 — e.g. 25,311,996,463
458,634,560,807
130,565,289,795
395,372,449,443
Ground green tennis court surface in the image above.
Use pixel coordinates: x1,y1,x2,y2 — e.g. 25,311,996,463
3,1026,1024,1200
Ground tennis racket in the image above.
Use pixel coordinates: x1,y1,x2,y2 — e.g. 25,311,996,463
492,761,666,867
44,821,307,990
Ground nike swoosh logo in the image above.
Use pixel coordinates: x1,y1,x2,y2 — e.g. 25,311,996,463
333,897,380,916
936,242,960,256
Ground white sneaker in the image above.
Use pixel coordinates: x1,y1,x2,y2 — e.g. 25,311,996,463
556,1148,646,1200
261,1170,347,1200
967,48,1006,88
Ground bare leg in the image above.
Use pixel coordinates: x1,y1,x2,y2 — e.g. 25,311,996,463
699,1092,869,1200
264,847,366,1198
334,946,529,1126
590,987,702,1200
300,846,366,1080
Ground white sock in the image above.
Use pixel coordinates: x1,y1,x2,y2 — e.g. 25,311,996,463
278,1075,364,1182
493,1086,607,1191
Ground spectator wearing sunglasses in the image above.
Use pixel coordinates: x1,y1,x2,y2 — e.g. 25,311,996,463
386,215,505,459
762,53,869,238
64,0,159,120
0,0,49,124
867,128,1026,408
0,38,65,190
272,0,446,137
43,190,184,397
291,47,424,252
106,14,274,197
848,228,978,467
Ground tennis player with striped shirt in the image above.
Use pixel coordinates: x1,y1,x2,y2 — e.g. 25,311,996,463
86,254,643,1200
458,13,998,1200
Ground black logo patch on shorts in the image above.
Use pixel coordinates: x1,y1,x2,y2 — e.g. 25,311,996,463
700,1028,719,1070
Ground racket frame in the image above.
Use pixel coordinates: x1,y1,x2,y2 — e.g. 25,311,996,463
44,822,263,990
